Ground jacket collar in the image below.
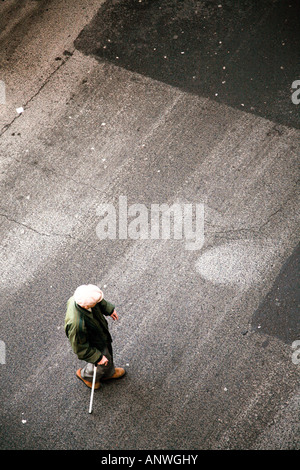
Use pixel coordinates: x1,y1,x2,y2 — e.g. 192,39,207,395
74,300,94,318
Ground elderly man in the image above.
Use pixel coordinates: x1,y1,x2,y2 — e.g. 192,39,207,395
65,284,125,389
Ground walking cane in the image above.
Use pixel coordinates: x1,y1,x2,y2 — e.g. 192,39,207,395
88,365,97,414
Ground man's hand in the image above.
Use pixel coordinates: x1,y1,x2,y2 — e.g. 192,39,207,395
110,309,119,321
98,355,109,366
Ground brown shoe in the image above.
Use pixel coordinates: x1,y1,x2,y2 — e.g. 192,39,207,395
76,368,101,389
102,367,126,380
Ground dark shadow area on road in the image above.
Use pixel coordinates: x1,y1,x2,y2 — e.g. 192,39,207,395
252,244,300,344
75,0,300,129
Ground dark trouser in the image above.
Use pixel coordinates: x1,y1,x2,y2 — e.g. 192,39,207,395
80,345,115,382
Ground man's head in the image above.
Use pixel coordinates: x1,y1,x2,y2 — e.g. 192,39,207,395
74,284,103,309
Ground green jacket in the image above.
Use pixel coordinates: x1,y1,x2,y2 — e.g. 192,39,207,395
64,296,115,364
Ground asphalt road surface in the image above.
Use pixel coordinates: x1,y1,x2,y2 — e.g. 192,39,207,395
0,0,299,451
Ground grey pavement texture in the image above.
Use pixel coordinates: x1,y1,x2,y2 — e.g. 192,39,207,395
0,0,299,450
